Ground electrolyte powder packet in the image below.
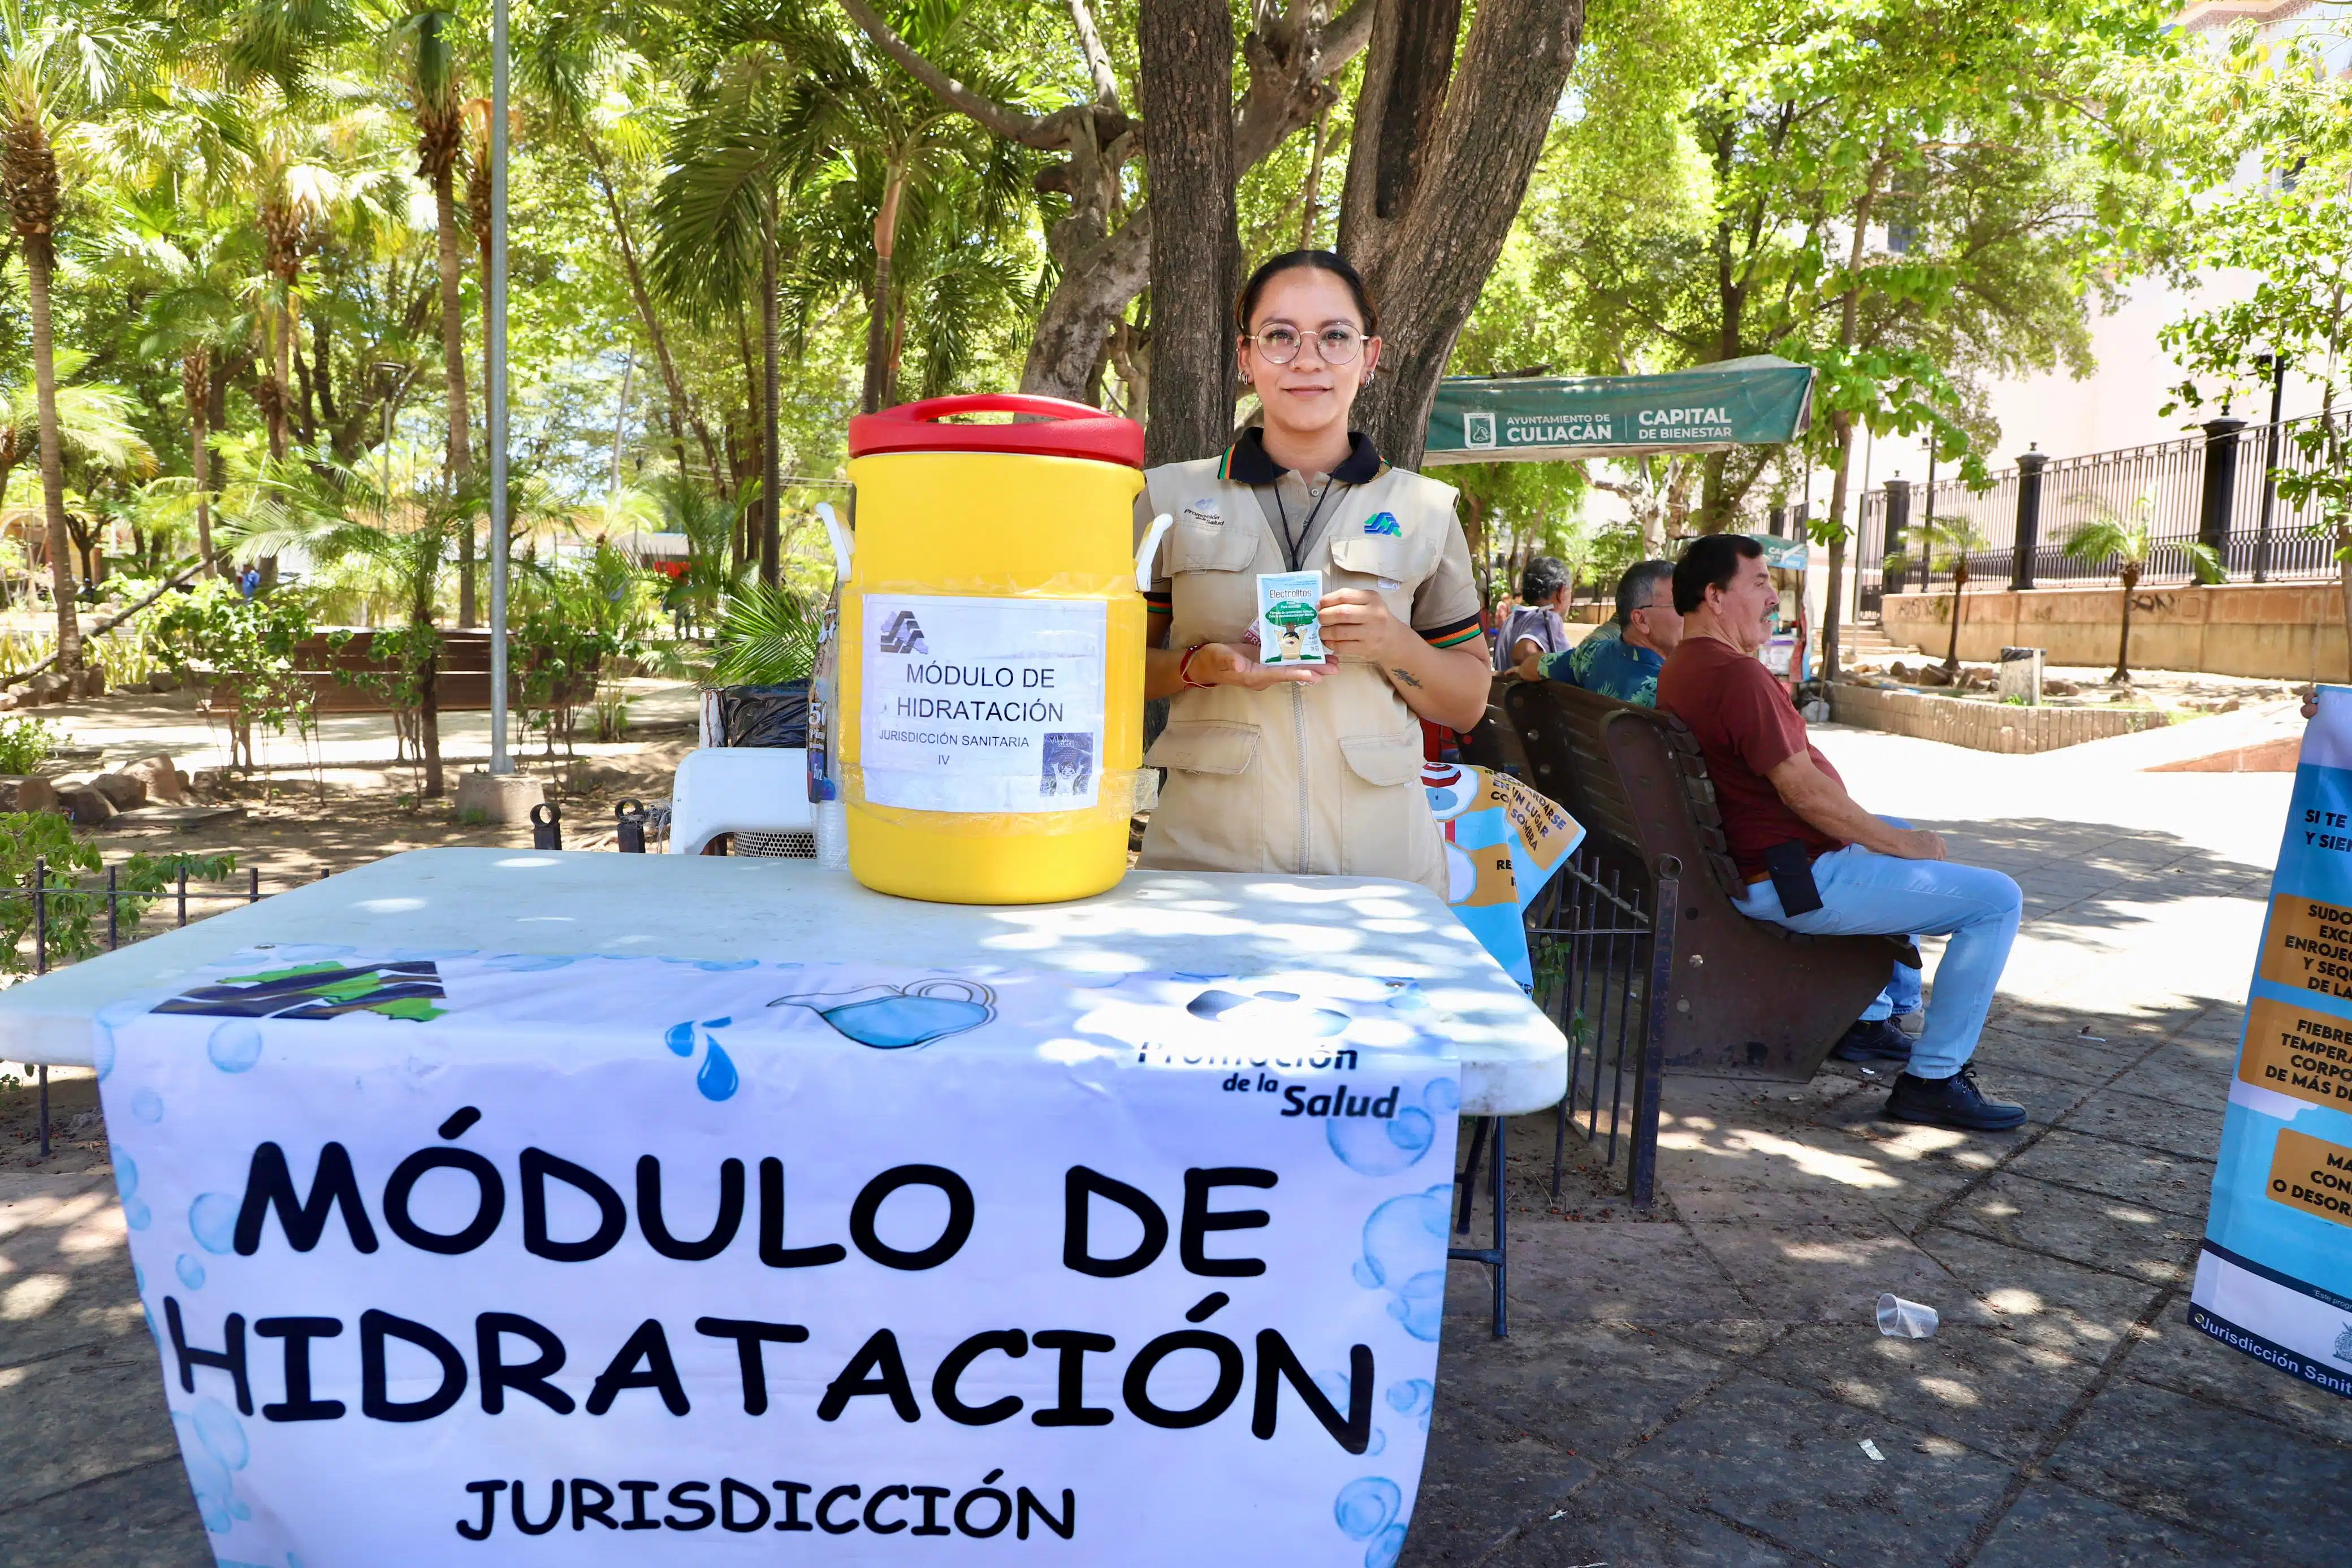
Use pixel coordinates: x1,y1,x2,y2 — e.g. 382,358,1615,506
1257,571,1328,664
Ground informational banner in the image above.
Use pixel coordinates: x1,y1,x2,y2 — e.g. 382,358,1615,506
96,948,1461,1564
861,594,1108,812
1423,356,1815,466
2194,687,2352,1400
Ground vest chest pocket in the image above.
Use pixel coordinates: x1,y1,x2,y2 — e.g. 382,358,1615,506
1327,533,1426,623
1164,517,1260,575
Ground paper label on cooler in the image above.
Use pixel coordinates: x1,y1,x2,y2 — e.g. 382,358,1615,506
861,592,1108,812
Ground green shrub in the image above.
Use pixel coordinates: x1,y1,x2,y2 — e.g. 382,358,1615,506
0,717,59,775
0,812,236,973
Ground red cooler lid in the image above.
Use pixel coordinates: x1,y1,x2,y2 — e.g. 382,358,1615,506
848,393,1144,467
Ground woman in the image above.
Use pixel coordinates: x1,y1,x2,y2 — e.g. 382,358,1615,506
1135,250,1491,896
1494,556,1573,674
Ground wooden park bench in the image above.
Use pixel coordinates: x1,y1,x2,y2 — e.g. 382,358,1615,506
1488,677,1916,1203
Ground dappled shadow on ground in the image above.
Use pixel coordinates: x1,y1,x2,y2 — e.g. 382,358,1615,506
1922,816,2273,935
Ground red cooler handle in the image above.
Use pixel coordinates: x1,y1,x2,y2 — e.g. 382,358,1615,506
849,393,1144,467
888,393,1108,425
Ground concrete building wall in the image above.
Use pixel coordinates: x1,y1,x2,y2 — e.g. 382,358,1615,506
1880,582,2349,681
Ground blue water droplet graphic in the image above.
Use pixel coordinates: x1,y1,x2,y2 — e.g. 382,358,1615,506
90,1025,116,1082
124,1197,152,1229
696,1041,739,1101
130,1088,164,1124
114,1154,138,1199
190,1193,241,1254
1334,1477,1400,1540
1386,1379,1434,1431
193,1397,249,1469
701,1016,733,1028
693,959,758,972
207,1021,262,1073
173,1412,235,1532
1356,1184,1452,1341
175,1254,206,1290
1367,1522,1407,1568
1328,1104,1435,1176
663,1021,697,1057
1364,1426,1387,1456
133,1263,145,1293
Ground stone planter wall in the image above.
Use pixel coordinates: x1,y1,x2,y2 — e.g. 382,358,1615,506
1827,683,2170,754
1880,581,2347,682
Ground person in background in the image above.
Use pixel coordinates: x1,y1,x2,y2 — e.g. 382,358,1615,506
1657,534,2027,1132
1515,558,1682,707
1493,557,1572,673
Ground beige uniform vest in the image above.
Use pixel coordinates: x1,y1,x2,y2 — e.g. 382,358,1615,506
1136,456,1462,896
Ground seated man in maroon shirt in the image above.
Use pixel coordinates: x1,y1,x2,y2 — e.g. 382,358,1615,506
1655,535,2027,1132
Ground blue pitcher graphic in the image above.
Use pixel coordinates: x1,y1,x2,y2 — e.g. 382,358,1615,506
770,978,997,1050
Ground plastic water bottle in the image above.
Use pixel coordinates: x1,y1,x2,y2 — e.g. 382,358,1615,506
808,594,849,870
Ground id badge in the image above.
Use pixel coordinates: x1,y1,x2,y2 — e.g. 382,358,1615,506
1256,571,1328,664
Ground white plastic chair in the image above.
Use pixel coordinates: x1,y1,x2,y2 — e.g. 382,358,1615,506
667,747,814,856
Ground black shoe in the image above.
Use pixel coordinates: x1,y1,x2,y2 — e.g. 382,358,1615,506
1886,1064,2027,1131
1831,1018,1914,1062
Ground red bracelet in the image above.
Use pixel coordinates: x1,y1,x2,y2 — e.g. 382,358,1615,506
1178,643,1214,688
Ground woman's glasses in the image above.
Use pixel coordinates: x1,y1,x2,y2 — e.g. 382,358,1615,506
1248,323,1367,366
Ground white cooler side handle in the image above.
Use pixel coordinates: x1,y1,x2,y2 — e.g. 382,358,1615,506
1136,512,1173,594
817,501,853,584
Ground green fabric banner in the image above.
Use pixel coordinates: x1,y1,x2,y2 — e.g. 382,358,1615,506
1423,355,1814,466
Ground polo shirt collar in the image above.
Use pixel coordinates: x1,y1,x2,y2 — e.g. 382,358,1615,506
1221,426,1383,486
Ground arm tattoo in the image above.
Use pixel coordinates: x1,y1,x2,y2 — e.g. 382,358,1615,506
1389,667,1423,688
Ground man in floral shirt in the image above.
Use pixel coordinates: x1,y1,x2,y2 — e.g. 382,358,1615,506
1514,558,1681,705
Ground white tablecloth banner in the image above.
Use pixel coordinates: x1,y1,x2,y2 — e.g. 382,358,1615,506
95,947,1462,1565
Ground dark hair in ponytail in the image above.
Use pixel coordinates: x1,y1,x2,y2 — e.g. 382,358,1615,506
1233,249,1380,337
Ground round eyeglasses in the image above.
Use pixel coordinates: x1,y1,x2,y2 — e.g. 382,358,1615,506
1248,323,1367,366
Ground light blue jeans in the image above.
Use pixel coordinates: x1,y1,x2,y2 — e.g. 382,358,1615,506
1732,819,2021,1079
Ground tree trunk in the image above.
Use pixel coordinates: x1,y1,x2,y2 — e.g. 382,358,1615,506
1821,421,1854,684
862,167,904,415
183,350,218,576
761,188,784,586
418,644,444,798
1338,0,1584,467
432,158,475,626
23,234,81,674
2114,587,2133,685
1139,0,1239,464
584,138,717,486
1944,566,1966,674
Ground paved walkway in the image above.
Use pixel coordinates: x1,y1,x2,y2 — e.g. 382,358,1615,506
1407,727,2351,1566
1,725,2347,1564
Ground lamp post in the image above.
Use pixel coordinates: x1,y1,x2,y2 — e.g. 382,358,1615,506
486,0,511,775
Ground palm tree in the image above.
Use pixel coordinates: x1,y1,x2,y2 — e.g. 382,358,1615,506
400,8,475,626
1,0,154,679
103,194,256,578
2062,489,2223,687
1885,514,1993,677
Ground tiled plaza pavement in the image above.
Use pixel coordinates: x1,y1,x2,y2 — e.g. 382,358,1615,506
1,728,2349,1564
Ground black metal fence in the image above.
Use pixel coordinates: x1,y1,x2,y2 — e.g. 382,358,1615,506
1520,845,1677,1207
5,861,289,1160
1856,413,2347,612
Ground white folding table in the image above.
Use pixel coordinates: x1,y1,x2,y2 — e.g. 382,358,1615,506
0,848,1566,1332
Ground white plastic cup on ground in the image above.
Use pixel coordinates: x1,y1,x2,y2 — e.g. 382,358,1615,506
1875,1293,1939,1339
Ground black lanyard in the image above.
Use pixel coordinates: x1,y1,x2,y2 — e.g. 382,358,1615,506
1270,478,1341,573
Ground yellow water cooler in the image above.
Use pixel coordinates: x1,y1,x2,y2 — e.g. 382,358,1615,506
837,394,1157,904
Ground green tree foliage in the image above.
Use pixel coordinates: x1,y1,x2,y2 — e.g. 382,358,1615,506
2155,21,2352,678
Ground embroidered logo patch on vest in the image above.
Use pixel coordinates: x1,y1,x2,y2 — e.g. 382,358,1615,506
1363,511,1402,536
1183,497,1222,525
